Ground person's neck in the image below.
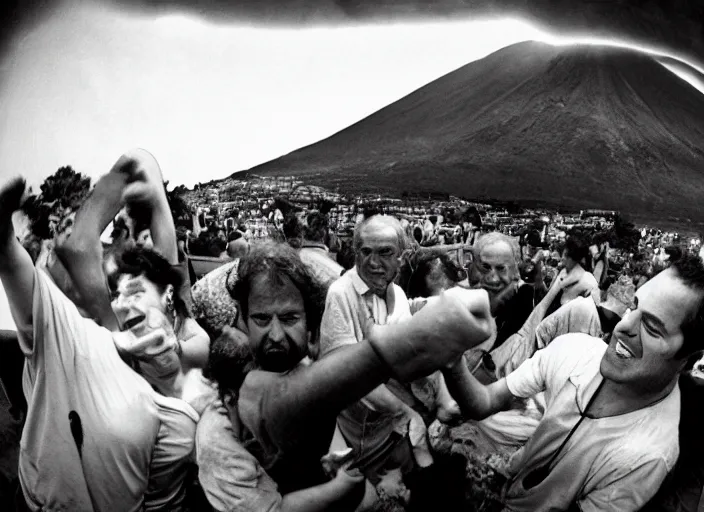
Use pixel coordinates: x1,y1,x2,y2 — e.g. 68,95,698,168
588,377,676,419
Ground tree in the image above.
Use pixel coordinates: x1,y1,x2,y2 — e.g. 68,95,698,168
164,181,193,229
22,166,92,239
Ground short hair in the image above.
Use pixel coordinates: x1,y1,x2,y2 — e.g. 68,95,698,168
112,247,188,319
231,241,325,343
563,236,590,265
670,254,704,358
304,211,328,243
403,252,464,298
353,214,411,255
472,232,520,275
228,231,243,242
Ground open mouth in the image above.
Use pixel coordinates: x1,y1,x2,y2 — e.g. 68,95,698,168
614,338,636,359
123,314,146,330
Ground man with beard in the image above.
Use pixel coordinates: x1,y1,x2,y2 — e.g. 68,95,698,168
196,240,494,511
442,254,704,511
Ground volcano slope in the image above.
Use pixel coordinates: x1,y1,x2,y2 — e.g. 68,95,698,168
240,41,704,229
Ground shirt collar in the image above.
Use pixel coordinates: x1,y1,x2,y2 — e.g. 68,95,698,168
301,240,329,252
349,267,371,297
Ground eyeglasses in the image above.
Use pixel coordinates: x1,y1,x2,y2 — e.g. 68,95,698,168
522,379,605,490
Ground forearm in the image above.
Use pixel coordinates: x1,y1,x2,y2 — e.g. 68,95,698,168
281,480,360,512
178,321,210,369
0,236,35,331
54,171,127,331
147,198,178,265
249,342,389,431
442,360,505,420
515,285,560,342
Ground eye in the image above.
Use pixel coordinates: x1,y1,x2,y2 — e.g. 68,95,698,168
250,314,271,327
380,249,393,257
361,248,372,257
279,314,301,325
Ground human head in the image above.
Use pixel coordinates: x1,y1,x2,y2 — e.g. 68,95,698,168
403,252,464,298
561,236,590,272
353,215,410,296
304,211,328,243
600,274,636,319
110,247,187,331
601,254,704,396
231,241,325,372
134,228,154,250
471,232,520,296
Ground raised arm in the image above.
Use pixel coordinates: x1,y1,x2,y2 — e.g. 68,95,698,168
55,149,180,330
491,268,582,376
0,179,35,338
238,287,493,454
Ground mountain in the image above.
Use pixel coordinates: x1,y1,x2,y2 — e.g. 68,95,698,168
237,41,704,229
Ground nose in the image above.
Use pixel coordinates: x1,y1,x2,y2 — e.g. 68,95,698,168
484,269,500,285
112,294,130,315
615,308,640,338
267,317,286,343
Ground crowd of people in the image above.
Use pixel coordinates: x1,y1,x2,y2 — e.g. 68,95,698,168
0,148,703,512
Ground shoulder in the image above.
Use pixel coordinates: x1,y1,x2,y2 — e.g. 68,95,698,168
540,333,606,368
327,272,354,297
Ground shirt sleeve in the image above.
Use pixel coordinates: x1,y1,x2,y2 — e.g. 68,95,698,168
196,403,283,512
578,457,670,512
505,334,596,399
17,268,113,360
319,284,360,356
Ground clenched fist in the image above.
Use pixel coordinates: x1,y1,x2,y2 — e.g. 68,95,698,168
368,287,494,382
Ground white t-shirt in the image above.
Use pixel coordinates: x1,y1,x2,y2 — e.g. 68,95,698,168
16,269,199,512
503,333,680,512
0,280,15,330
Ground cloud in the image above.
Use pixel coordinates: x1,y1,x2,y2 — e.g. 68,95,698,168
1,1,703,65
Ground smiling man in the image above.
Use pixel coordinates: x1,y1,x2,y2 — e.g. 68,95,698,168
442,253,704,511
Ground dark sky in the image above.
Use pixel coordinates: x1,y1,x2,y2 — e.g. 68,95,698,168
1,0,703,65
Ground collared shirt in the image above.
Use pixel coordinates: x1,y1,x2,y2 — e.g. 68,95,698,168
319,268,411,355
503,333,680,512
319,268,414,478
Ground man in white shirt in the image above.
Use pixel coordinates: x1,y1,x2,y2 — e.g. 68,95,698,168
320,214,436,500
443,254,704,511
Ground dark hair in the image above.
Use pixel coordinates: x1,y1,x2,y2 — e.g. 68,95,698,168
563,236,590,266
22,235,43,264
304,211,328,243
231,241,326,344
228,231,243,242
112,247,188,319
664,245,683,262
110,215,131,241
671,254,704,358
203,328,257,400
402,252,464,298
283,212,303,245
